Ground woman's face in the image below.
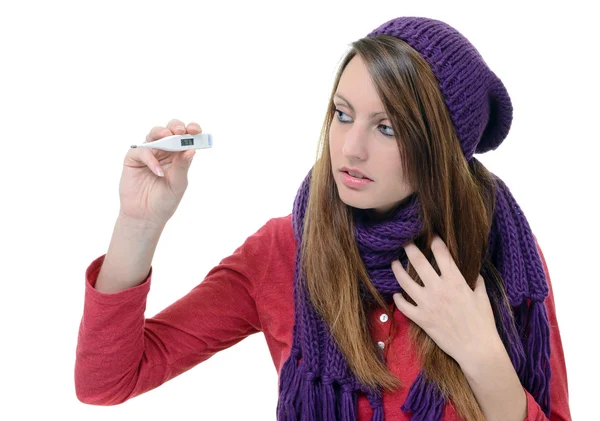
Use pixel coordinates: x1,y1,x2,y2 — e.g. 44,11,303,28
329,54,414,216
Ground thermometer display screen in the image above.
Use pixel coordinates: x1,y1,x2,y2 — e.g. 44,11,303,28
180,138,194,146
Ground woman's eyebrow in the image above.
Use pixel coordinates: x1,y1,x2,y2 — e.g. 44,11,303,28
333,93,387,117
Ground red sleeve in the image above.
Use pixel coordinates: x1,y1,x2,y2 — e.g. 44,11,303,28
523,238,572,420
74,220,275,405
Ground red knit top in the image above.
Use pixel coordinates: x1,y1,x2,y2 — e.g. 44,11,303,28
75,214,571,420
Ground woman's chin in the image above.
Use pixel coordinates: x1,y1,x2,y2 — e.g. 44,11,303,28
337,191,375,210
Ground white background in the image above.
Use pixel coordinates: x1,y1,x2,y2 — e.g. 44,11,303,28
1,0,597,419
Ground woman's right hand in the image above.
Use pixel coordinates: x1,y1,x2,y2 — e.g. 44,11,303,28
118,119,201,227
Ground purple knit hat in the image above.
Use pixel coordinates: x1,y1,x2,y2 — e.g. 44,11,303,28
367,16,514,162
276,17,551,421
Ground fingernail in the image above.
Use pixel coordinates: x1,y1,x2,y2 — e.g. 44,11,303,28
156,166,164,177
175,125,185,132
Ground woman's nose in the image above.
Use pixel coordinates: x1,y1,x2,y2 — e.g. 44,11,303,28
341,128,368,161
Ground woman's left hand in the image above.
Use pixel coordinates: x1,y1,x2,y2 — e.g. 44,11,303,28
391,235,501,366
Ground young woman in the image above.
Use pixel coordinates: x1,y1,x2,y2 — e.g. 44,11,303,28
75,16,571,421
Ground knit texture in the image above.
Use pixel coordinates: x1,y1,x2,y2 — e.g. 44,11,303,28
366,16,513,162
276,16,551,421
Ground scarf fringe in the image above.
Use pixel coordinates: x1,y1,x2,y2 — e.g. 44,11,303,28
401,371,445,421
341,384,357,421
511,301,529,379
322,380,337,420
371,404,384,421
524,300,552,418
366,389,384,421
276,351,303,420
301,372,319,421
278,354,362,421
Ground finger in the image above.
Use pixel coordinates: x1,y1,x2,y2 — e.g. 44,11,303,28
146,126,172,143
430,235,460,278
391,259,424,305
172,147,196,167
186,122,202,133
403,242,439,288
393,292,420,323
167,119,186,134
126,148,165,177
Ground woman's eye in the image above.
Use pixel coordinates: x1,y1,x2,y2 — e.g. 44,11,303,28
379,124,394,136
334,109,394,137
335,109,351,122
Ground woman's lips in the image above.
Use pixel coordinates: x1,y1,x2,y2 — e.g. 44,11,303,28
341,171,373,188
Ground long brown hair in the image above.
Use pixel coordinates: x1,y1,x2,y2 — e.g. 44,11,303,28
301,35,516,420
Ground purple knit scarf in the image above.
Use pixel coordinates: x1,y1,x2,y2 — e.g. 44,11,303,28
275,164,551,420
